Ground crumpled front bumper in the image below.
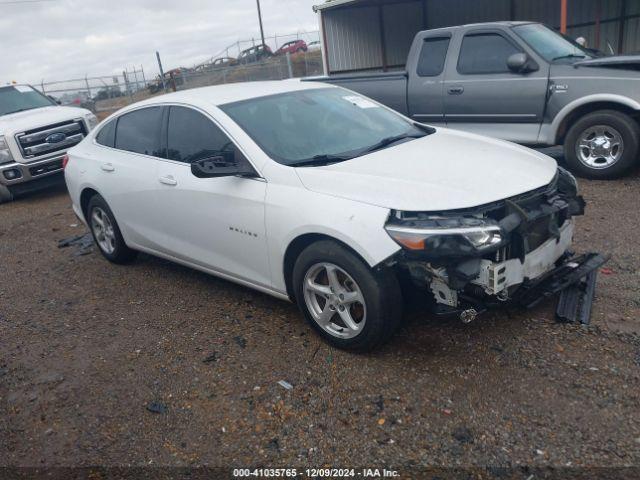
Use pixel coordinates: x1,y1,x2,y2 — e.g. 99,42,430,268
428,250,608,325
388,171,608,323
514,252,609,324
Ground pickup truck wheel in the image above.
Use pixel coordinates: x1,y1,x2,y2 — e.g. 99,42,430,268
87,194,137,264
564,110,639,179
292,240,402,352
0,185,13,204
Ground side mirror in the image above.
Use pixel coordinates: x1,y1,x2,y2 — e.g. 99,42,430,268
507,53,538,73
191,151,257,178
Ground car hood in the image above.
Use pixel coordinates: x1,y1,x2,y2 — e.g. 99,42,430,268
295,128,558,212
574,54,640,70
0,106,91,135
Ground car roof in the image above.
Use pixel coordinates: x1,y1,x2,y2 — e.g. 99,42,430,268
426,20,535,34
125,80,334,109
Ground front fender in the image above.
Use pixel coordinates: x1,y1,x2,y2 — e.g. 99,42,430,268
546,94,640,144
266,185,401,293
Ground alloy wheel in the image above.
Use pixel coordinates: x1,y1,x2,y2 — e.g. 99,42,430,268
302,262,367,339
90,206,116,255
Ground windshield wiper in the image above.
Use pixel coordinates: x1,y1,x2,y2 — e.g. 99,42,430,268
361,131,426,155
293,154,355,167
293,128,433,167
551,54,587,62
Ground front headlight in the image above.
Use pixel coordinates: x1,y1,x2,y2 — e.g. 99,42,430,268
385,215,503,256
0,136,14,165
85,113,99,131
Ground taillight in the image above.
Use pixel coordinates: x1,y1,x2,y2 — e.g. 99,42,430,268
62,154,69,169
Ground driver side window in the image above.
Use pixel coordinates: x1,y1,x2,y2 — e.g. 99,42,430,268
166,106,235,164
457,33,520,74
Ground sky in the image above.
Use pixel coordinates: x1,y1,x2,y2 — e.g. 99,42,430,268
0,0,321,86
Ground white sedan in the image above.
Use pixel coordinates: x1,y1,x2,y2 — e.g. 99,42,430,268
65,81,594,351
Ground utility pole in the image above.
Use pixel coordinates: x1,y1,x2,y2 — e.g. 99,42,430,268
256,0,266,46
156,51,166,91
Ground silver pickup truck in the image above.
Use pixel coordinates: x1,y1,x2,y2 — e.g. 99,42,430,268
313,21,640,179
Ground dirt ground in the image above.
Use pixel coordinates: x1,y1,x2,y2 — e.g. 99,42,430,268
1,156,639,476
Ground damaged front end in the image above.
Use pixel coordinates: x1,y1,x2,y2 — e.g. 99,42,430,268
384,167,607,324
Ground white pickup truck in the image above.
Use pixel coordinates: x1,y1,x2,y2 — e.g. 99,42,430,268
0,84,98,203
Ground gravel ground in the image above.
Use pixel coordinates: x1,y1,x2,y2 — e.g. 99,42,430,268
1,159,639,475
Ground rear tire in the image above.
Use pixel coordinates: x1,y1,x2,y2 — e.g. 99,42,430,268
292,240,403,352
564,110,639,179
87,194,137,264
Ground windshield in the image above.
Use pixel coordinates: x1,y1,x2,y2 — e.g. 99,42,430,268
513,24,595,63
220,87,428,166
0,85,55,116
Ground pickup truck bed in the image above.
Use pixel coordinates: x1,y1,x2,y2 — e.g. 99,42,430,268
320,71,409,116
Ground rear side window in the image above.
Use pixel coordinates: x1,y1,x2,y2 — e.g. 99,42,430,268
95,120,116,148
115,107,163,156
167,106,235,164
417,37,450,77
457,33,520,74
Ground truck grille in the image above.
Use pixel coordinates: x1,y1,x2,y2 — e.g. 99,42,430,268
16,120,86,160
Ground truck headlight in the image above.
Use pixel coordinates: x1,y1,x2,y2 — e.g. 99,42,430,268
385,215,503,255
85,114,99,131
0,136,14,165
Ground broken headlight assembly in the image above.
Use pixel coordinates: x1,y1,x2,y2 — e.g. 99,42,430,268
557,166,578,195
385,215,504,257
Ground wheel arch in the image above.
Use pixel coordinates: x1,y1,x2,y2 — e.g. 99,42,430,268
282,232,391,301
553,95,640,145
79,187,102,221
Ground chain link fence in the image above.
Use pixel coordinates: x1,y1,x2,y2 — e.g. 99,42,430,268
34,32,323,120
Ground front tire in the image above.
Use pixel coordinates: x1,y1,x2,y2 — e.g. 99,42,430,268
564,110,639,179
292,240,402,352
0,185,13,204
87,194,137,264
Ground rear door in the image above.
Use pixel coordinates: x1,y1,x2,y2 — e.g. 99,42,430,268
93,106,164,249
407,33,452,125
443,28,549,143
154,105,271,287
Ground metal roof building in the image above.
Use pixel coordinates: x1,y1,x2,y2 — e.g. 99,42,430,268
313,0,640,74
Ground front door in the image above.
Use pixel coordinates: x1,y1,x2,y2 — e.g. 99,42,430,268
154,105,271,288
443,29,549,144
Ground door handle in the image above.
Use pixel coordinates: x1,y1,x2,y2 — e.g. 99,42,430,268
447,86,464,95
100,162,115,172
159,175,178,186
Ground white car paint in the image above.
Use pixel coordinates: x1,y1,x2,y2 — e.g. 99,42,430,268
295,128,557,211
65,80,560,301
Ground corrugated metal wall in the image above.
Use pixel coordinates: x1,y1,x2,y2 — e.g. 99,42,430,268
321,0,640,73
324,6,384,71
383,2,425,66
514,0,560,25
425,0,510,28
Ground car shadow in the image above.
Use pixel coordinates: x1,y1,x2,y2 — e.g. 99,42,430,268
129,251,546,360
7,177,68,204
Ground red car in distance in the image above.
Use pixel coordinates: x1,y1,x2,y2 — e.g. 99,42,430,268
275,40,307,56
